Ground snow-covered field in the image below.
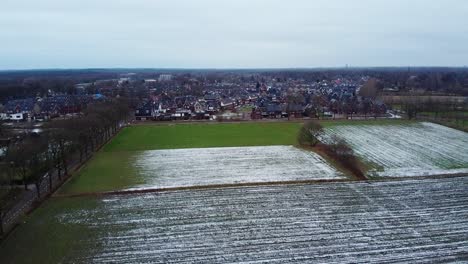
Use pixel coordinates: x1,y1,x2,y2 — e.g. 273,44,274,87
54,176,468,263
323,122,468,177
131,145,345,189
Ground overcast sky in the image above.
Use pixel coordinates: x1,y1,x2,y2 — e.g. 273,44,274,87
1,0,467,69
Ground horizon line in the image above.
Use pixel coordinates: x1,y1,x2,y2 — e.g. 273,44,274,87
1,65,468,72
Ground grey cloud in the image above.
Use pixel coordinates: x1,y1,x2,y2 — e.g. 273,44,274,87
1,0,467,69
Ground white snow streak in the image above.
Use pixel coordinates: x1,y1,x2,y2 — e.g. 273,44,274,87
58,176,468,263
131,146,345,189
324,122,468,177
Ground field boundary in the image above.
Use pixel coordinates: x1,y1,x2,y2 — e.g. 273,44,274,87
54,179,356,198
130,118,413,126
53,172,468,198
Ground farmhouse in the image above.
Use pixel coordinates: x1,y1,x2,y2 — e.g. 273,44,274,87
135,101,154,121
9,112,25,121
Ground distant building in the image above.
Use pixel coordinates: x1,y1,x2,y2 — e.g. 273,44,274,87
118,78,131,86
9,113,24,121
135,101,155,121
158,74,172,82
144,79,158,87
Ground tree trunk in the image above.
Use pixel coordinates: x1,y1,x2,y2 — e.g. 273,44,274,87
63,159,68,176
35,182,40,199
22,168,27,190
0,210,3,236
57,164,62,180
49,172,53,192
59,141,68,176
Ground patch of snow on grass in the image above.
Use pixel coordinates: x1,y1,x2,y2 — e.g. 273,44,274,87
324,122,468,177
131,145,345,189
57,176,468,263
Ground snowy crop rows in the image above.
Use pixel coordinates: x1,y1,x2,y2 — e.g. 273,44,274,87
131,145,345,189
56,176,468,263
323,122,468,177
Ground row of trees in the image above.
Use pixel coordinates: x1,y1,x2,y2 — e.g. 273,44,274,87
383,96,467,120
0,99,131,195
297,121,365,179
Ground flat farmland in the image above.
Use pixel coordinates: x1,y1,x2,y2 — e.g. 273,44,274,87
103,120,411,152
60,120,468,193
324,122,468,177
130,146,345,189
2,176,468,263
60,122,334,194
104,122,302,151
3,120,468,263
61,145,346,194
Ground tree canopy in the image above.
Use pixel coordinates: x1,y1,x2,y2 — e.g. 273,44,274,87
297,121,323,147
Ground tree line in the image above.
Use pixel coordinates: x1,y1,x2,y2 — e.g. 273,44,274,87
0,98,131,194
297,121,366,180
383,96,467,125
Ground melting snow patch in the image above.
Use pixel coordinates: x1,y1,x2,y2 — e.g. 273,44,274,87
323,122,468,177
58,176,468,263
130,145,345,189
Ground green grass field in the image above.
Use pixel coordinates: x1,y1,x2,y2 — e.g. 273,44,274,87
62,122,302,193
60,120,412,194
103,122,302,151
0,197,100,264
59,151,143,194
104,120,413,152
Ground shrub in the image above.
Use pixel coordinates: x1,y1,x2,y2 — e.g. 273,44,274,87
297,121,323,146
322,136,366,180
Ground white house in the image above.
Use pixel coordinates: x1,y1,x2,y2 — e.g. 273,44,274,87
9,113,24,121
0,113,8,120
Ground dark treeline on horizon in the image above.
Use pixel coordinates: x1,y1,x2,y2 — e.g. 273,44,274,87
1,67,467,102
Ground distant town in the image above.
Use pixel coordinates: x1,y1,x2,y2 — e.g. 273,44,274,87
1,68,467,124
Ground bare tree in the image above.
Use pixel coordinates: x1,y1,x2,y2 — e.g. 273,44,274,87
359,78,381,98
4,138,48,191
297,121,323,147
